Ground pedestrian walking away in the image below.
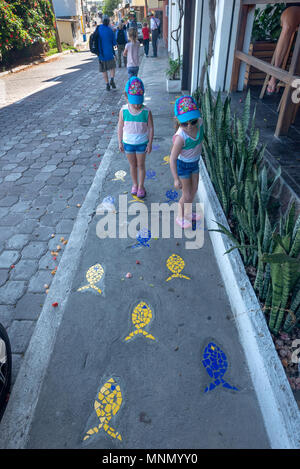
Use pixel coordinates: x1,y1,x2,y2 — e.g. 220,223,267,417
118,76,154,199
142,22,150,57
97,14,117,91
169,96,204,229
127,13,138,30
123,28,140,79
116,22,128,68
150,13,160,57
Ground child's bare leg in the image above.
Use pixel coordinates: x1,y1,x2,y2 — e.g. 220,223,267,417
191,173,199,203
126,153,138,187
178,177,193,220
136,153,146,190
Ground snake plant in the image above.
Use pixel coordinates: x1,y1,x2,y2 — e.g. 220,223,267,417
261,203,300,334
201,77,300,334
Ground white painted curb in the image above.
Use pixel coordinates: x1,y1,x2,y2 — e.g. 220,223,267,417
197,157,300,449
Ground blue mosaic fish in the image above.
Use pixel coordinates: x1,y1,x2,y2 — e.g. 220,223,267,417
132,228,151,248
146,170,156,180
202,342,239,393
165,190,179,203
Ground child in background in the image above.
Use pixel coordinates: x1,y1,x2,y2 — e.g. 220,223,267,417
118,77,154,199
142,22,150,57
169,96,204,229
123,28,140,78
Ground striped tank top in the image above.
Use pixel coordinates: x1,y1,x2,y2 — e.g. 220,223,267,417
122,104,149,145
173,123,204,162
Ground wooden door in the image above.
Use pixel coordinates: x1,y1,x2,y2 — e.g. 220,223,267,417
182,0,196,91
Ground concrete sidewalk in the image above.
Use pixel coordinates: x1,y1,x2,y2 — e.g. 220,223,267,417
0,44,270,449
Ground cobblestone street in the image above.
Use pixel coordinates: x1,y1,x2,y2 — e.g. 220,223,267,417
0,50,130,384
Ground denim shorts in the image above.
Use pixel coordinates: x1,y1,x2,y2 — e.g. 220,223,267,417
127,66,139,78
177,159,199,178
123,142,147,154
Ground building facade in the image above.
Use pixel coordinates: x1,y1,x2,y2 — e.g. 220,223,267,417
52,0,85,47
168,0,254,93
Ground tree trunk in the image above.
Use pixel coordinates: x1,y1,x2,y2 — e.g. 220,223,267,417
50,0,62,53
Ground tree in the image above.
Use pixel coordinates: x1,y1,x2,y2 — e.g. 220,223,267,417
102,0,118,18
0,0,55,58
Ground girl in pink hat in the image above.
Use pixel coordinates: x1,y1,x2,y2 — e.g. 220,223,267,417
170,96,204,229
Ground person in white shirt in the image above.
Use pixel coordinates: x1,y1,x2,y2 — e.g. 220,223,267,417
150,13,160,57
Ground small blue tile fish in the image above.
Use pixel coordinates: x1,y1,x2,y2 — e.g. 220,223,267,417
146,170,156,180
165,190,178,203
132,228,151,248
202,342,239,393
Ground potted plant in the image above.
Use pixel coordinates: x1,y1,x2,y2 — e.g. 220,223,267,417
245,3,285,87
166,57,181,92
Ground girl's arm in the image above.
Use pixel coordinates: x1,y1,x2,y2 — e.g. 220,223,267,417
170,135,184,190
118,109,124,152
123,43,128,57
146,110,154,154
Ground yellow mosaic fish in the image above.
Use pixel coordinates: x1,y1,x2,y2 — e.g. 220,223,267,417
83,378,122,442
77,264,104,295
161,155,170,165
166,254,191,282
112,170,126,182
128,195,145,204
124,301,155,342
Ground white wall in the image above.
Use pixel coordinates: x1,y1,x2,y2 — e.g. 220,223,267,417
168,0,245,93
53,0,81,17
168,0,183,60
209,0,241,92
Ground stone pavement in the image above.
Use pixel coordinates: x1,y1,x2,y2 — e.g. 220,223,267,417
0,49,130,384
0,43,270,448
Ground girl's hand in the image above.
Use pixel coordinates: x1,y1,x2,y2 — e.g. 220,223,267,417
119,142,124,152
174,178,182,190
146,142,152,154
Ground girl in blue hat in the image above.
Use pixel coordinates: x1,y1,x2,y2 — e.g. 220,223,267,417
118,77,154,198
170,96,204,229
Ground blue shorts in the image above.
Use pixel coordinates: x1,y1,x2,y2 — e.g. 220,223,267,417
123,142,147,154
127,66,139,78
177,159,199,178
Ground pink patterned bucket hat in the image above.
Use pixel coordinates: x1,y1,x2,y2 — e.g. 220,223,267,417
125,76,145,104
174,95,201,123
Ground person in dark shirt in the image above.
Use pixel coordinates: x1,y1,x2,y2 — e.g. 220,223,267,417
98,15,117,91
267,3,300,94
116,22,128,67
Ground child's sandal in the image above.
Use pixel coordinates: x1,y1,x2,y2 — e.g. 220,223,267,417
176,217,192,229
137,188,146,198
131,185,138,195
186,212,202,222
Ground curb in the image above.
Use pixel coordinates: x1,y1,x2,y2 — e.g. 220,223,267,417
197,157,300,449
0,50,74,78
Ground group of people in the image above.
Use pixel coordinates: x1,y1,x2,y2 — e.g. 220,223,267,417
118,75,203,228
95,13,161,90
95,13,203,228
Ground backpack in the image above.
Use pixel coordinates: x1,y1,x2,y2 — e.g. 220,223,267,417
116,28,126,45
89,25,99,55
153,17,161,35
